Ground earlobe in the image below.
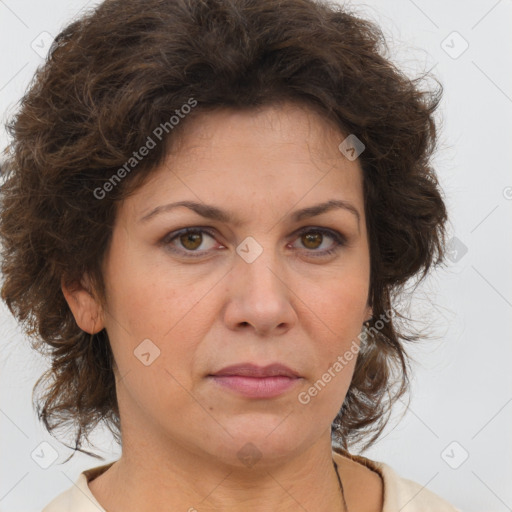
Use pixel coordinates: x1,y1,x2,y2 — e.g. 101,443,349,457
61,274,105,334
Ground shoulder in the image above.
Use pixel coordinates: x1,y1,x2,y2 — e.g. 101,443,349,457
333,448,383,512
377,462,461,511
332,447,461,512
41,462,113,512
41,485,77,512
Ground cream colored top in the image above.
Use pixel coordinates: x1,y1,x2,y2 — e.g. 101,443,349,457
41,448,460,511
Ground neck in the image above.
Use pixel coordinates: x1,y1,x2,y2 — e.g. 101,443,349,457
88,431,347,512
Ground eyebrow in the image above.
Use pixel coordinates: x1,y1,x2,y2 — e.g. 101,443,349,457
139,199,360,230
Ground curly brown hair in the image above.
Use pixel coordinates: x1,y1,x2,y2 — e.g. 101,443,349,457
0,0,448,460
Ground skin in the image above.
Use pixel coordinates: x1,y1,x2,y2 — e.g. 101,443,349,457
62,101,382,512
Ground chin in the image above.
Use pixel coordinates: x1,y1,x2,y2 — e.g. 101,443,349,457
204,419,314,467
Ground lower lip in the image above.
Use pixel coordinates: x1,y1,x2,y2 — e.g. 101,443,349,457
209,375,301,398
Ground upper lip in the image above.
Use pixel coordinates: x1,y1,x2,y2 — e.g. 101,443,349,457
210,363,300,378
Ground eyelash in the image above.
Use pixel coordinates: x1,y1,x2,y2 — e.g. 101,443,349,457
161,226,347,259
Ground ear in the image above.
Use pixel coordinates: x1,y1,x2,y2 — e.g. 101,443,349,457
61,273,105,334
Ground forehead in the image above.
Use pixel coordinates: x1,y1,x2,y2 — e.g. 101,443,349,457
122,103,365,225
171,102,351,163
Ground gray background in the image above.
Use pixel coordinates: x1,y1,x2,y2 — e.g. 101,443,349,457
0,0,511,511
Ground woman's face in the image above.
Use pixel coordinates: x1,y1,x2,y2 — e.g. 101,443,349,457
82,102,371,467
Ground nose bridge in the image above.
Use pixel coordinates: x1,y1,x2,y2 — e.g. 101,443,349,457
225,233,296,334
235,233,285,298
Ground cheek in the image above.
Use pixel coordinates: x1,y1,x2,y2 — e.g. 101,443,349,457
294,273,368,397
304,275,368,336
104,250,220,381
103,236,190,336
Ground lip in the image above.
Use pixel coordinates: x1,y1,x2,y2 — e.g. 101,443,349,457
211,363,300,378
208,363,302,399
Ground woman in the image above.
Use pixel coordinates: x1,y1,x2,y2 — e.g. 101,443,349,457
0,0,459,510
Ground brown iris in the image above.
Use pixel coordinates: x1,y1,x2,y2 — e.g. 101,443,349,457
301,231,323,249
180,231,203,250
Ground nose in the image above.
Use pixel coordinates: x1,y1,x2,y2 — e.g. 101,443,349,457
222,242,297,337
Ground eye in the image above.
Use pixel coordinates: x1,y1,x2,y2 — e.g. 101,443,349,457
161,227,221,257
161,226,346,259
290,227,346,257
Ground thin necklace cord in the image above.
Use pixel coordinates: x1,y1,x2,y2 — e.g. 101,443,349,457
332,459,349,512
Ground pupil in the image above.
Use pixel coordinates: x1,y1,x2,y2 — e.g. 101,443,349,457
181,232,202,250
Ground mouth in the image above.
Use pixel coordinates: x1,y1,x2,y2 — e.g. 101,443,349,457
208,363,302,399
